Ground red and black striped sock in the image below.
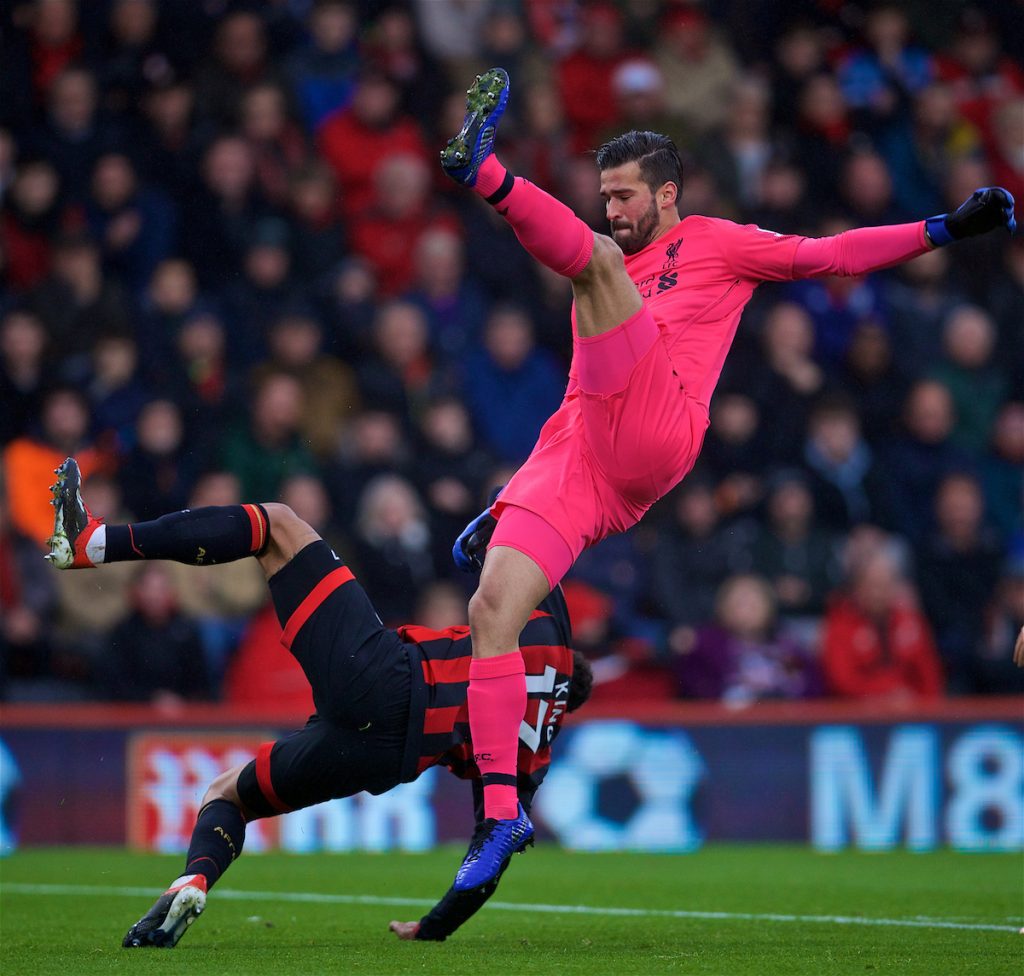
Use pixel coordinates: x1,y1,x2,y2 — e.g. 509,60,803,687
104,505,269,565
183,799,246,890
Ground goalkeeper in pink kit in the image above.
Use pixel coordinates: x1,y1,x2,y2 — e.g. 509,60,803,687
440,69,1017,890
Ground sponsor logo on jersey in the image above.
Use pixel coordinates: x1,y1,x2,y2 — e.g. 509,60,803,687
657,271,679,292
636,271,680,299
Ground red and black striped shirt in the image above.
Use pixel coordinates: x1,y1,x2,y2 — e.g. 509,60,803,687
397,586,573,805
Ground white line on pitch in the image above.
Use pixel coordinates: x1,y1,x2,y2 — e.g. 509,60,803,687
1,883,1019,934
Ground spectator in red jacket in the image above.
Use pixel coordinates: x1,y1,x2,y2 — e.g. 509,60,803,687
26,0,85,104
222,600,314,712
556,3,633,154
933,8,1024,145
988,97,1024,204
1,158,64,291
348,153,458,297
822,543,944,701
317,68,428,219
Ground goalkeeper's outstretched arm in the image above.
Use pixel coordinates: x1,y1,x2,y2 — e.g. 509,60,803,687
788,185,1016,280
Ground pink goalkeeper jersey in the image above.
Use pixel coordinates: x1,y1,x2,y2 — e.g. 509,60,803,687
495,213,928,573
495,214,927,570
567,215,930,406
568,215,803,407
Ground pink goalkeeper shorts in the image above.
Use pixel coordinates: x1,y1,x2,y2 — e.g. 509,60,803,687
489,306,709,589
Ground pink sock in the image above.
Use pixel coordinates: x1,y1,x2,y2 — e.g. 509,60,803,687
474,156,594,278
473,155,509,197
468,650,526,820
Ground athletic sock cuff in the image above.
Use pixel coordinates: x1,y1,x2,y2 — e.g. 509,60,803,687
485,170,515,205
244,504,270,555
469,651,526,680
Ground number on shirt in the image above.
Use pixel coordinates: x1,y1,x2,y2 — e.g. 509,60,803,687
519,664,569,752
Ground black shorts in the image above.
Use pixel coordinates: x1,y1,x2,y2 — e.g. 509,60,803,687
236,541,420,818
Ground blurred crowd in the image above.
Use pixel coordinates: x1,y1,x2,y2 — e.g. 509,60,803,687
0,0,1022,707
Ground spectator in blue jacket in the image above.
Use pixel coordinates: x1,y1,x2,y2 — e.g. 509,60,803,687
286,0,360,133
462,304,564,463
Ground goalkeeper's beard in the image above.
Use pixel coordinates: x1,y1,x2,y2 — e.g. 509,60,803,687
611,198,661,255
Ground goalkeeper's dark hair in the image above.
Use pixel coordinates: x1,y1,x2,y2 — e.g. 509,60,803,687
595,130,683,197
567,650,593,713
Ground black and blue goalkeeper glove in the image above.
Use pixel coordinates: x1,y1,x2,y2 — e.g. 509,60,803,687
452,487,503,572
452,507,496,572
925,186,1016,246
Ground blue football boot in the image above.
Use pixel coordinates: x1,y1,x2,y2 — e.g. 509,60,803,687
440,68,509,187
453,803,534,892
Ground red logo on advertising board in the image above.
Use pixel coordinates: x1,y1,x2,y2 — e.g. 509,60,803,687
127,733,277,851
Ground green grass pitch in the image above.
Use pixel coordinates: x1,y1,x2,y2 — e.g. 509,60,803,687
1,846,1020,975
